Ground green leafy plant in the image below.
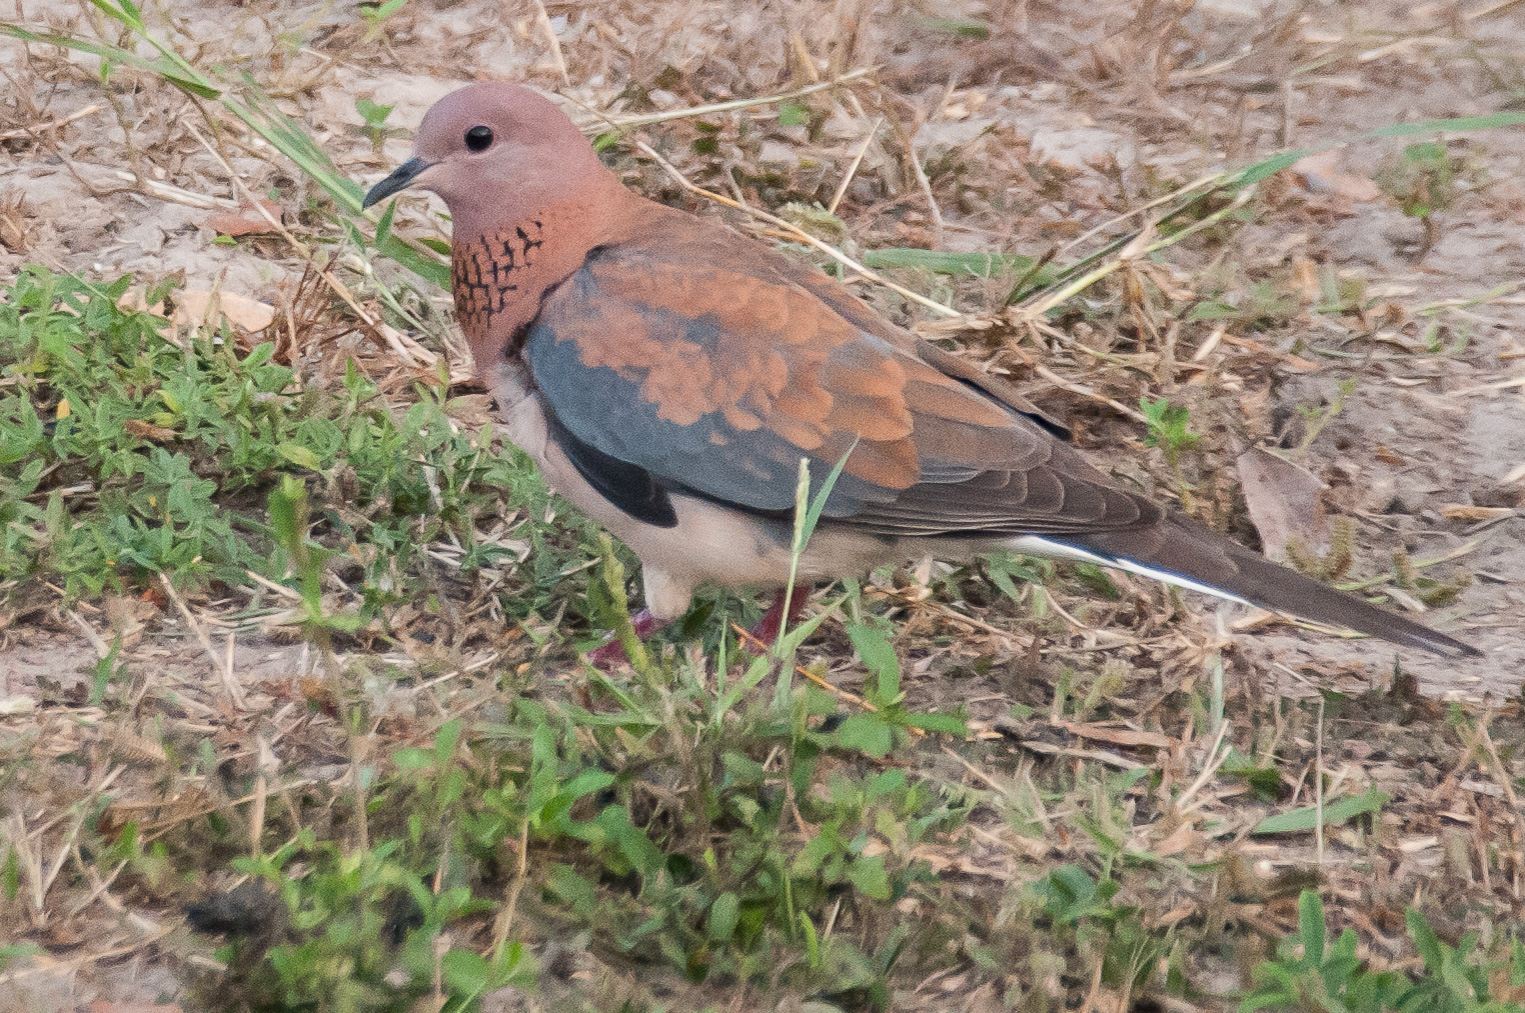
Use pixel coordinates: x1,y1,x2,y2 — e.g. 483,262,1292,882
231,833,533,1011
358,0,409,43
1140,396,1200,468
778,102,810,127
1376,142,1458,261
1241,891,1409,1012
1242,890,1525,1012
1188,279,1299,328
0,267,554,615
355,96,402,154
1035,863,1122,926
1141,395,1201,510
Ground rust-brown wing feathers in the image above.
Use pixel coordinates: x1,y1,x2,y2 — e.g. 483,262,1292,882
524,213,1158,535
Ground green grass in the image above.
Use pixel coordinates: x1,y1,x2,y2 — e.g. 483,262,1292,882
188,620,980,1010
1243,890,1525,1012
0,266,569,615
0,266,991,1010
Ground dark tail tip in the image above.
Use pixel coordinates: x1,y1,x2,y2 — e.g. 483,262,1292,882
1075,518,1481,660
1399,628,1482,659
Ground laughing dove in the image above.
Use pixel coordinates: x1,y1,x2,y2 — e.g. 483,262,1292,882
364,82,1477,659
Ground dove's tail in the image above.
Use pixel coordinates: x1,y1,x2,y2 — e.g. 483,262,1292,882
1008,514,1479,659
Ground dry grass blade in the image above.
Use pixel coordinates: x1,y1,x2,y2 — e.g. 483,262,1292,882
0,102,99,141
1478,719,1525,899
588,68,878,130
1055,171,1226,259
159,572,246,709
0,925,176,986
907,123,944,249
1175,719,1233,816
1017,188,1255,318
827,114,882,215
1315,694,1325,868
491,815,531,952
183,122,445,374
531,0,571,89
631,137,962,319
1031,364,1150,424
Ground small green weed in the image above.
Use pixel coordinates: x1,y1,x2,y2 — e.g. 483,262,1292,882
1141,396,1200,471
778,102,811,127
156,450,985,1010
227,820,535,1011
1242,889,1525,1012
1292,379,1356,457
1141,395,1201,511
355,97,403,155
1375,142,1459,261
1188,279,1298,329
357,0,408,43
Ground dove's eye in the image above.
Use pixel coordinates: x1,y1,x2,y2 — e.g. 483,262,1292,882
464,125,494,152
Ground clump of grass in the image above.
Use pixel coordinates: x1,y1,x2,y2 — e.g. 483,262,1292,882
1390,545,1472,608
0,266,561,618
1285,516,1355,583
1292,379,1357,458
1242,889,1525,1012
171,489,985,1010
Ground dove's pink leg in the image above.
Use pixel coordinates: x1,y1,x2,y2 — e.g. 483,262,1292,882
590,586,811,668
749,585,811,647
588,609,668,669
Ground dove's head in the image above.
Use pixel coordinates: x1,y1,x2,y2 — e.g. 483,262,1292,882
362,82,607,222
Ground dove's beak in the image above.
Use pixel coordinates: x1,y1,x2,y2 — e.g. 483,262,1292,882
363,157,435,208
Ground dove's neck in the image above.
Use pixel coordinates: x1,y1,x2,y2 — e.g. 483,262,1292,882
448,171,635,369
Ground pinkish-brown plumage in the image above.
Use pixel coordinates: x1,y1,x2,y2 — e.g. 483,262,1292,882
363,82,1478,661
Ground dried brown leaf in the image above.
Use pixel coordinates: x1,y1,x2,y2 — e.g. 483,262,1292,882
1053,720,1174,749
1237,446,1329,562
123,418,177,441
202,198,283,237
173,290,276,333
1292,149,1381,203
